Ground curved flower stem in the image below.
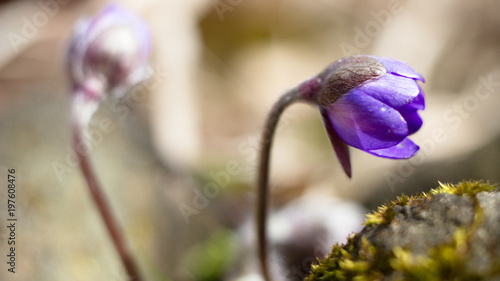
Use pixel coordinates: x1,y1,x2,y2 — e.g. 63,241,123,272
72,102,143,281
256,86,306,281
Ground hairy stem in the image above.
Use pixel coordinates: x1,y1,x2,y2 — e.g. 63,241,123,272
257,87,305,281
72,97,143,281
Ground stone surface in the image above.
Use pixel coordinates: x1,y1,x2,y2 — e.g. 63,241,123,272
306,181,500,281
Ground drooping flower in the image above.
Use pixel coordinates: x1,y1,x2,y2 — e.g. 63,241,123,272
256,55,425,281
64,5,152,281
304,55,425,177
66,4,152,109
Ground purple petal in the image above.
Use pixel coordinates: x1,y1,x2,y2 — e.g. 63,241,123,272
401,110,423,135
327,89,409,151
321,108,352,178
358,74,421,109
367,138,419,159
369,56,425,82
399,86,425,111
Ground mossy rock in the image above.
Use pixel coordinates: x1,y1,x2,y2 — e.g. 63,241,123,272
306,181,500,281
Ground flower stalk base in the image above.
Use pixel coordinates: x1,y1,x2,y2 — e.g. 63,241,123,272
257,87,305,281
72,110,143,281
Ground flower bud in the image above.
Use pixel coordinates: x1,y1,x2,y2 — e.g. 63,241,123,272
66,4,152,101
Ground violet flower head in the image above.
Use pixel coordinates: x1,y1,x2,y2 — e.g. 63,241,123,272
67,4,152,104
304,55,425,177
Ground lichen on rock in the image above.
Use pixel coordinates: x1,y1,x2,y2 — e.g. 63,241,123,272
306,181,500,281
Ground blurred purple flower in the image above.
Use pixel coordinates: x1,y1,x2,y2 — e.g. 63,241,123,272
67,4,152,104
304,55,425,177
65,5,152,281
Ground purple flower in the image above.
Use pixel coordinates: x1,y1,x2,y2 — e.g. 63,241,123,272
67,4,152,103
255,55,425,281
304,56,425,177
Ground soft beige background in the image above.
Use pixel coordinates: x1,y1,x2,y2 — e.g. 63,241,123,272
1,0,500,280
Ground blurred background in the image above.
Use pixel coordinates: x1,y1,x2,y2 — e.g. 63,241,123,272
1,0,500,280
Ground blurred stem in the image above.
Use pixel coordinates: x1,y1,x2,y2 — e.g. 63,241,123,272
257,87,305,281
72,96,144,281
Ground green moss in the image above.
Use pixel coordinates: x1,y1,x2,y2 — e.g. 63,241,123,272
430,180,497,197
364,180,496,227
364,194,413,226
306,180,500,281
388,228,472,281
307,236,390,281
